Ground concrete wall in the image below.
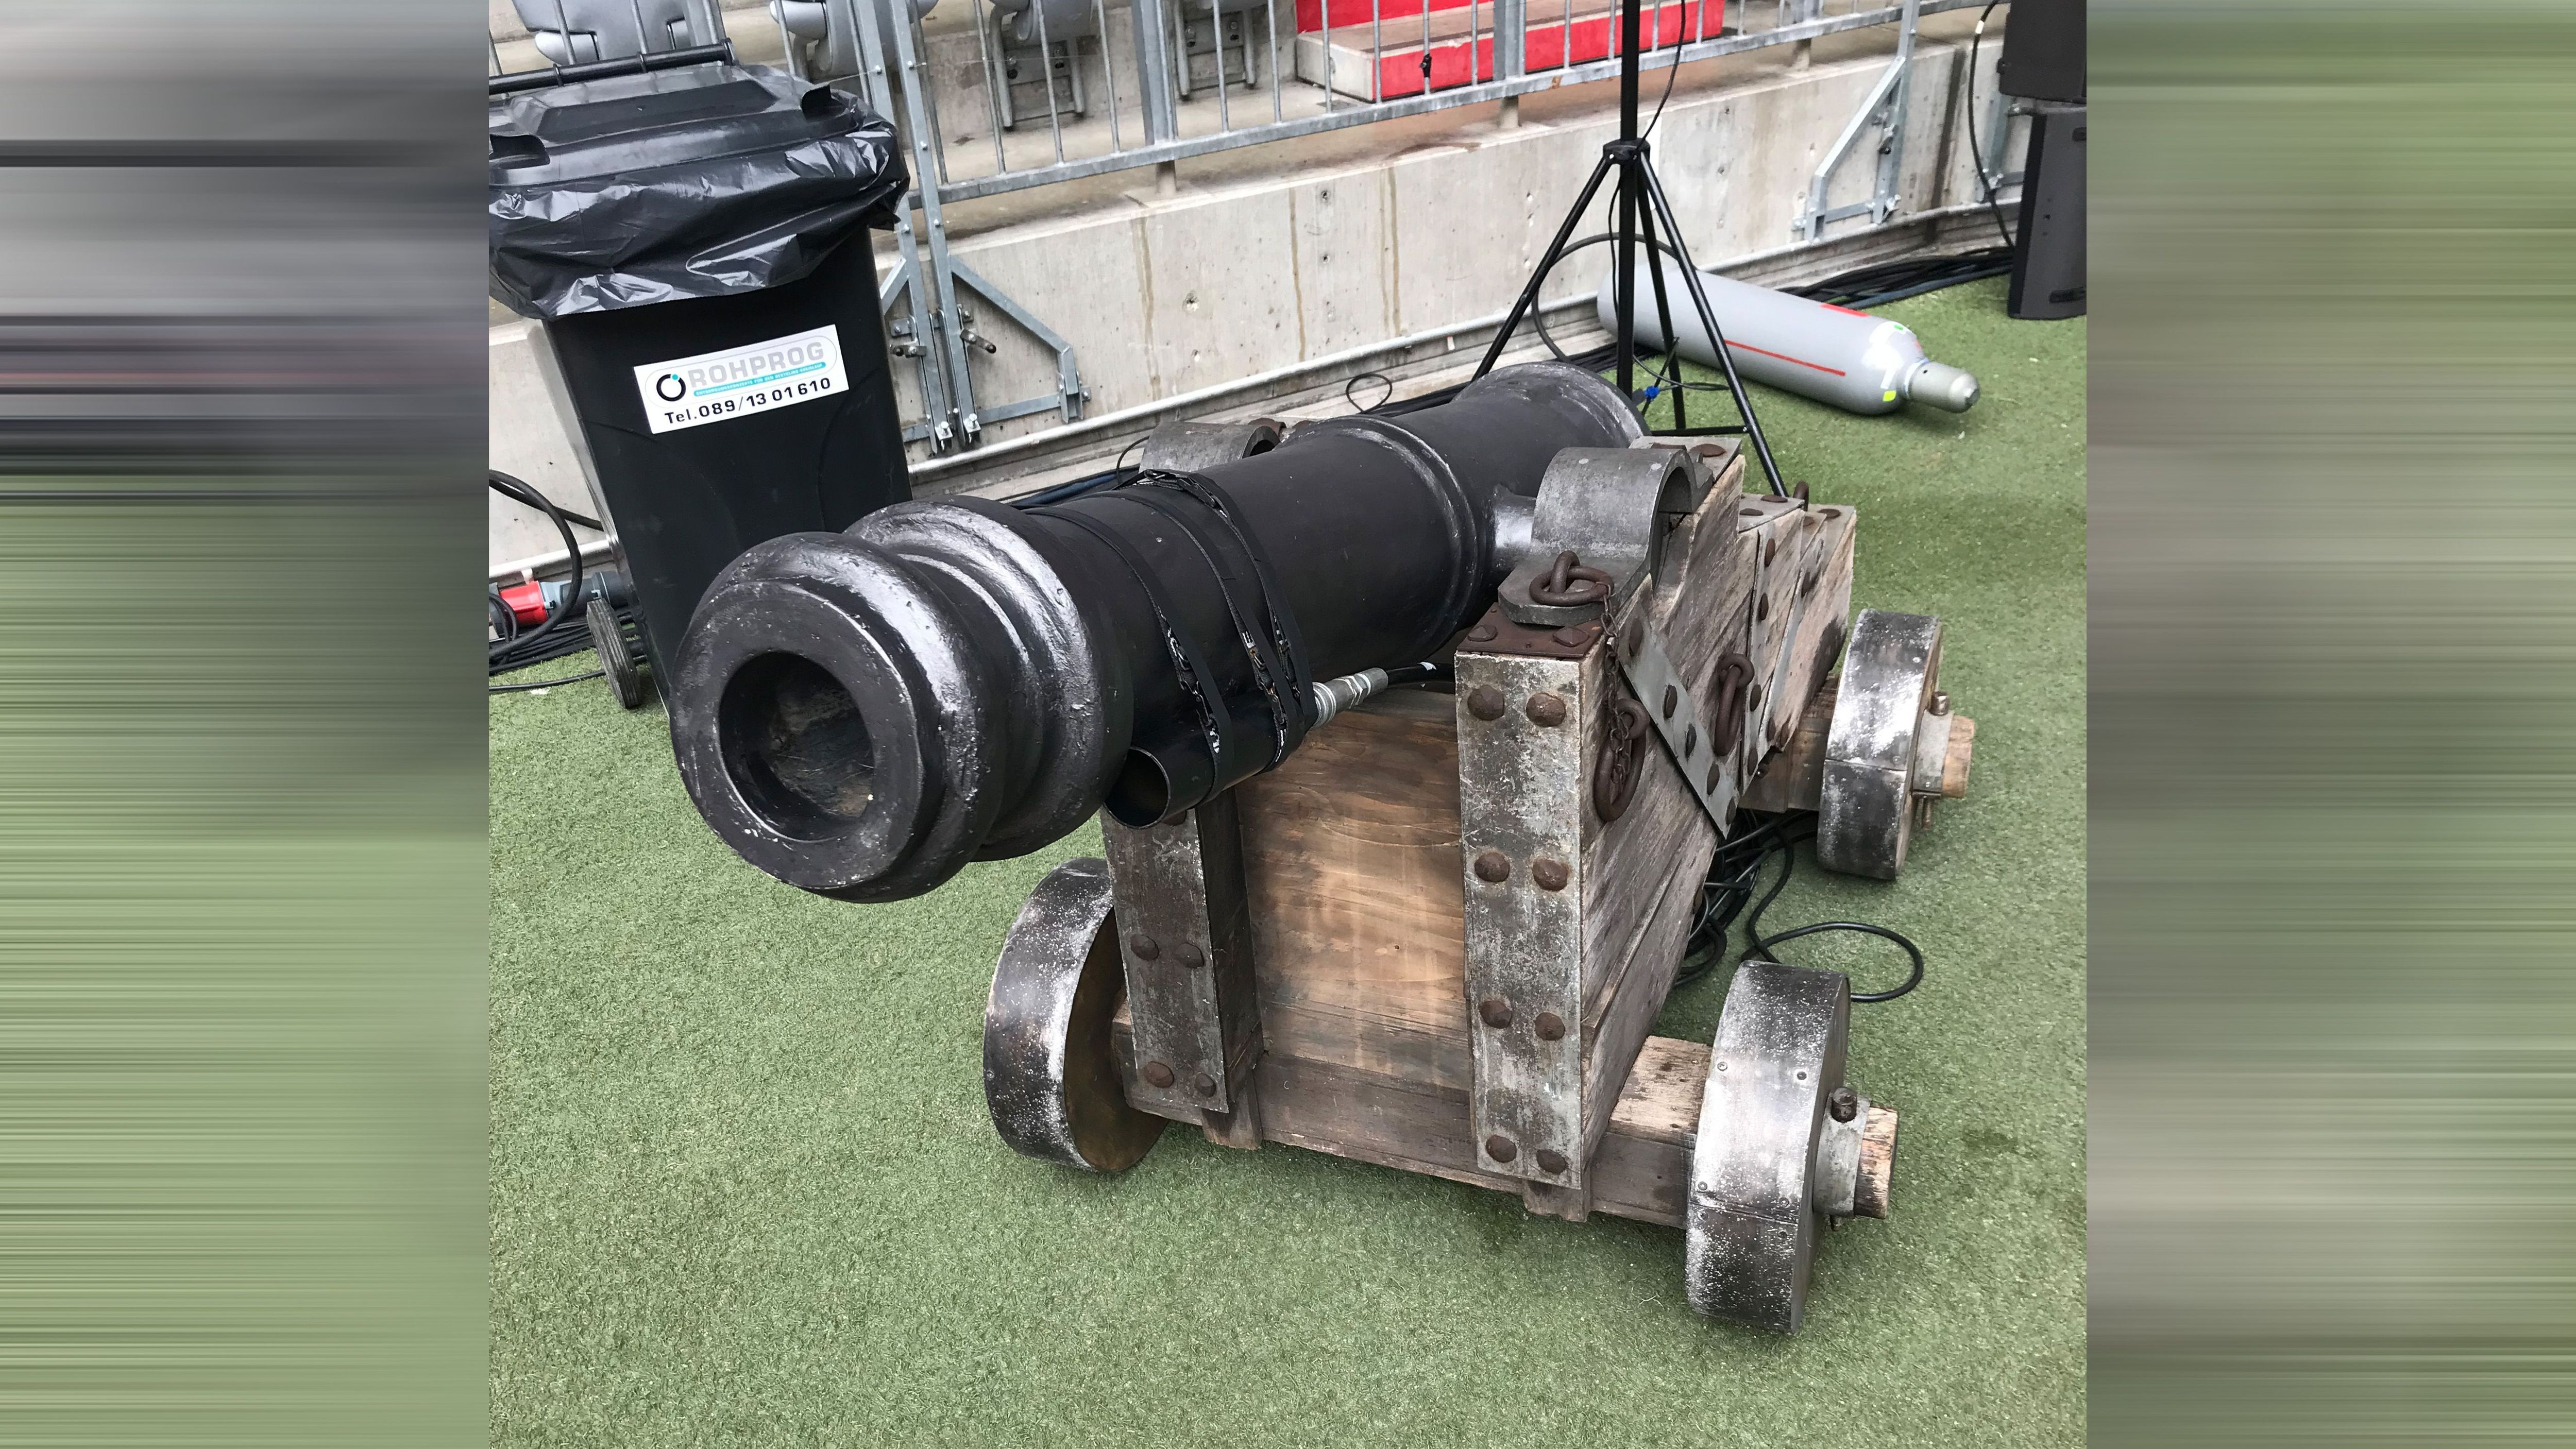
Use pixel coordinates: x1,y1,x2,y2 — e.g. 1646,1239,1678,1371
487,28,2022,572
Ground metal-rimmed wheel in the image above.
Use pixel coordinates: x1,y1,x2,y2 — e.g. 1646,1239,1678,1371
1815,608,1944,879
584,596,653,710
1685,960,1851,1334
984,858,1168,1173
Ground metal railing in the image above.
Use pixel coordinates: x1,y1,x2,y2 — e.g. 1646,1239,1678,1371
488,0,2008,456
784,0,1990,201
488,0,738,87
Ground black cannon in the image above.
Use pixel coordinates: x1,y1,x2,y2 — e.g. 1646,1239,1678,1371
667,361,1641,901
663,353,1988,1333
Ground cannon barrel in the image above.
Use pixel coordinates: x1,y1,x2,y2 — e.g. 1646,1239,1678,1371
668,361,1641,901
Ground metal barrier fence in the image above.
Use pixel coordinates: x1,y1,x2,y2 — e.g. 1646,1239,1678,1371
491,0,2011,456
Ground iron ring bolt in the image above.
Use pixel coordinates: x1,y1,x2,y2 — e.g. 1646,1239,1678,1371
1528,549,1614,607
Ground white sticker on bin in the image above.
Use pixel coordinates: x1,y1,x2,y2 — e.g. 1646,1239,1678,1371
634,325,846,435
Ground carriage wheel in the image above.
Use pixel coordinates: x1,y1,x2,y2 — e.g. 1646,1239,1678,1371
1815,608,1945,879
1685,960,1891,1334
984,858,1167,1172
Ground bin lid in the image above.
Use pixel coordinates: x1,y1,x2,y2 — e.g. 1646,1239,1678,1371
489,64,905,319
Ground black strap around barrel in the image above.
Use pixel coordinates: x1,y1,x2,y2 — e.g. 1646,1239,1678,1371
1103,486,1301,770
1127,470,1312,728
1038,507,1233,788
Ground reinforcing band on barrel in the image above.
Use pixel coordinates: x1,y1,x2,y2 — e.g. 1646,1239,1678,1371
1122,468,1312,760
1034,470,1312,823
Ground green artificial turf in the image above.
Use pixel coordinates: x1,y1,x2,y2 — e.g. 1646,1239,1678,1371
490,277,2086,1447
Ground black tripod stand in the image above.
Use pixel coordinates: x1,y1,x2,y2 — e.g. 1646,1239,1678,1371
1470,4,1790,498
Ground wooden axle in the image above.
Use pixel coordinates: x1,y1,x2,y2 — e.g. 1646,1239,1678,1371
1111,1006,1895,1229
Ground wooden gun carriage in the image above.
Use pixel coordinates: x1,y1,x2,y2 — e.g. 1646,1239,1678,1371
985,428,1975,1334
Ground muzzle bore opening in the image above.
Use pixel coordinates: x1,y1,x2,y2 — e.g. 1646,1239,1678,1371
1104,749,1172,830
717,652,877,841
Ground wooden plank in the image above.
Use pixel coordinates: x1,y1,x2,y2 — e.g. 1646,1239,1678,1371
1233,707,1467,1086
1562,471,1764,1195
1764,505,1858,757
1113,1008,1712,1231
1740,675,1838,814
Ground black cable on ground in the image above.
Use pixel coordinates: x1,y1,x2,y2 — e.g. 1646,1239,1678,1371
487,470,585,669
1786,247,2015,309
1673,811,1925,1003
489,467,603,532
1964,0,2015,251
490,669,606,694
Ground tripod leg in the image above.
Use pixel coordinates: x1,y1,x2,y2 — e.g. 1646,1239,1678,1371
1614,165,1637,400
1639,160,1790,496
1632,181,1688,431
1472,151,1623,380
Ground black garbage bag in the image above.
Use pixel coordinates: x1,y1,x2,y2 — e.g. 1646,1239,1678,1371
488,64,906,318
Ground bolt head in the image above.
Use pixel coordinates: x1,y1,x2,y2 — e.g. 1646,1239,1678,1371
1739,506,1762,518
1173,942,1205,969
1194,1071,1218,1097
1467,622,1498,644
1128,933,1160,962
1534,1011,1566,1041
1531,859,1569,892
1141,1060,1176,1088
1477,997,1513,1029
1756,595,1770,622
1484,1134,1518,1164
1524,692,1568,727
1764,535,1778,565
1682,723,1699,757
1535,1148,1569,1175
1827,1086,1859,1121
1472,850,1511,884
1661,684,1677,719
1550,627,1584,647
1705,760,1723,792
1466,685,1506,720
